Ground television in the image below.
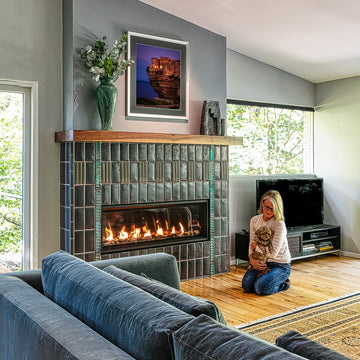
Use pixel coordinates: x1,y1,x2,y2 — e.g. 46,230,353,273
256,178,324,229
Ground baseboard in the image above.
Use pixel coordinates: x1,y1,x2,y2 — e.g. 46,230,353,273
341,251,360,259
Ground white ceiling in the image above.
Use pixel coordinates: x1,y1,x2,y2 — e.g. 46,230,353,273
140,0,360,83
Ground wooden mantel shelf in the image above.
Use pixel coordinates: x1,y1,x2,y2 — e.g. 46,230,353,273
55,130,243,146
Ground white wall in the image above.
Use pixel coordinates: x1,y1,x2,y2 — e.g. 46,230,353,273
315,77,360,254
0,0,62,265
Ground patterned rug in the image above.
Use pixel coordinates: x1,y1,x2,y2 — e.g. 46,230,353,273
236,292,360,360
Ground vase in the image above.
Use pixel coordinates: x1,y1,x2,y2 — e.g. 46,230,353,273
95,77,118,130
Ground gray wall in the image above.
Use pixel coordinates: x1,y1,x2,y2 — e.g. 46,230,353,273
315,76,360,255
0,0,62,266
227,49,315,107
226,48,316,259
66,0,227,135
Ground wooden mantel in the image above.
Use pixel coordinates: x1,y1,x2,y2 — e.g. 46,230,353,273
55,130,243,146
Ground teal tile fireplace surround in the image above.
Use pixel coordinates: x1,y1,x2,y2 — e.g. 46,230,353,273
58,133,234,280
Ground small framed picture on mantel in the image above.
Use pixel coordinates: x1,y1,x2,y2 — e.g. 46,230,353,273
126,31,189,123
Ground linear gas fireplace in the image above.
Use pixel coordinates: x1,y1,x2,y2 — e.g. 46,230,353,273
59,138,232,280
102,200,208,253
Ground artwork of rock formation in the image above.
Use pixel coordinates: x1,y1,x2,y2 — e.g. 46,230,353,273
147,57,180,106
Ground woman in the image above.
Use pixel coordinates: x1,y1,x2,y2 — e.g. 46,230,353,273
242,190,291,295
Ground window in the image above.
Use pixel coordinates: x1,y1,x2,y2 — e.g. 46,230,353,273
227,101,314,176
0,81,38,271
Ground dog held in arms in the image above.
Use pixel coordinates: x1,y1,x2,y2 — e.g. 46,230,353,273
248,226,274,277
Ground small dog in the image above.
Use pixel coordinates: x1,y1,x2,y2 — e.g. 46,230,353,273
248,226,274,277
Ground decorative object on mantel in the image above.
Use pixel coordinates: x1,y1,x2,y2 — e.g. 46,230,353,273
200,100,225,136
80,34,133,130
126,32,189,123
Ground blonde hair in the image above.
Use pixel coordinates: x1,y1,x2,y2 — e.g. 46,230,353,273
257,190,285,221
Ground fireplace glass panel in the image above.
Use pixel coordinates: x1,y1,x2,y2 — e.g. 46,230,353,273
102,200,208,252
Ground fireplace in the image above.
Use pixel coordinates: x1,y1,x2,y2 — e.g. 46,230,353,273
102,200,208,253
59,136,233,280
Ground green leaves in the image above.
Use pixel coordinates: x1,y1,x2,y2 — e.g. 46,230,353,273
227,104,310,175
80,34,133,82
0,92,23,254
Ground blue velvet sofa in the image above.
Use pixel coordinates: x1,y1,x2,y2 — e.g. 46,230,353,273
0,251,350,360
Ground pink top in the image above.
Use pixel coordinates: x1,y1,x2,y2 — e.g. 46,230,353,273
249,215,291,264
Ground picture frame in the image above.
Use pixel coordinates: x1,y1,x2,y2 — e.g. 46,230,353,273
126,32,189,123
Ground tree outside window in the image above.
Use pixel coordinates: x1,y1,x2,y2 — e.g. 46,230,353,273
227,102,313,176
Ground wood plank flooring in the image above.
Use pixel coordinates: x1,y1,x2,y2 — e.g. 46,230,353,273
180,255,360,326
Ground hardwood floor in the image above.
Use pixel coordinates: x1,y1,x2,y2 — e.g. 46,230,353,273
180,255,360,326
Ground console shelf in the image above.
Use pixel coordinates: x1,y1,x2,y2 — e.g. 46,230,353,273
235,224,341,262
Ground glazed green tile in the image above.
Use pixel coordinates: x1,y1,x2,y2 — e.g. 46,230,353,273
138,162,148,182
214,146,221,162
172,144,180,161
147,144,155,161
130,183,138,203
195,145,202,161
203,145,210,161
221,162,228,180
111,143,120,161
188,182,195,200
74,162,85,185
180,162,187,181
188,145,195,161
195,181,202,199
111,162,120,183
155,144,164,161
120,162,130,183
156,183,164,202
85,143,95,161
147,183,155,202
172,183,180,201
180,182,187,200
195,162,203,181
120,143,129,161
139,183,147,202
120,184,129,203
148,162,155,182
101,143,110,161
129,144,138,161
164,183,172,201
101,162,111,183
155,162,164,182
164,144,172,161
139,144,147,161
214,162,221,180
172,162,180,182
75,143,84,161
221,146,228,161
130,162,139,183
187,161,195,181
111,184,120,204
164,162,172,182
180,144,187,161
202,162,210,181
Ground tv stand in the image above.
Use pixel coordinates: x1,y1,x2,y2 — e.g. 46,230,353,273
235,224,341,262
287,224,341,260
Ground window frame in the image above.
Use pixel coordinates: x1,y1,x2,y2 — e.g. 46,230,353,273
0,80,39,270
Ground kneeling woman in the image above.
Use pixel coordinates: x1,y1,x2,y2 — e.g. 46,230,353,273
242,190,291,295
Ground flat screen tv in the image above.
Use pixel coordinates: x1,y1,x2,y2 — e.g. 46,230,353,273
256,178,324,229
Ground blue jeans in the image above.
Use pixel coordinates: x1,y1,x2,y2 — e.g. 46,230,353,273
242,262,291,295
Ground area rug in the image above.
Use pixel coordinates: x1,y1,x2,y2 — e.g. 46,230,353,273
236,292,360,360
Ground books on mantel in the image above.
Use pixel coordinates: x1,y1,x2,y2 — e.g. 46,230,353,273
315,241,334,252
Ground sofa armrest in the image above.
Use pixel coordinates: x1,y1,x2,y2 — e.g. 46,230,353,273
1,269,43,293
91,252,181,290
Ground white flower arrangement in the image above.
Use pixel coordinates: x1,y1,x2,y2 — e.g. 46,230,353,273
80,34,133,82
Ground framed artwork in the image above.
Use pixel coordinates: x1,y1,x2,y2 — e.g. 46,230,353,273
126,32,189,122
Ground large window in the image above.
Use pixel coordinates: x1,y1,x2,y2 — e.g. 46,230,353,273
227,101,314,176
0,81,38,271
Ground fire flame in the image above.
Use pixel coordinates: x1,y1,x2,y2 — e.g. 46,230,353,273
103,220,198,245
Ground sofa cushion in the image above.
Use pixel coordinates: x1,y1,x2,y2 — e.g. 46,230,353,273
0,275,135,360
276,330,352,360
103,265,226,324
42,251,194,360
172,314,306,359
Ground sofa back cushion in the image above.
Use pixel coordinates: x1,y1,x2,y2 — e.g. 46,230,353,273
172,314,306,360
0,276,135,360
103,265,226,324
42,251,194,360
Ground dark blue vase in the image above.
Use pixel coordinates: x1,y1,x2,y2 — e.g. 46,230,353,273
95,77,118,130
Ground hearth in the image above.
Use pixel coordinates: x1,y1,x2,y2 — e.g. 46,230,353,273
102,200,208,253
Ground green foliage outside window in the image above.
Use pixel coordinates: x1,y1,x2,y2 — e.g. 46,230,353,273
227,104,312,175
0,92,23,254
